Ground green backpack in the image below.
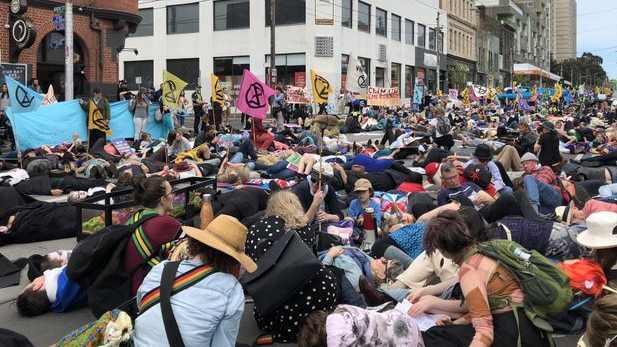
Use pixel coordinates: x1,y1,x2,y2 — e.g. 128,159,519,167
465,239,573,343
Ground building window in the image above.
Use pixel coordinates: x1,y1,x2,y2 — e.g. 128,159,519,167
418,24,426,48
376,8,387,37
341,54,349,90
405,65,414,98
358,1,370,33
167,3,199,34
266,0,306,26
341,0,352,28
429,27,436,50
391,14,401,41
376,67,386,87
132,8,153,37
214,0,250,30
166,58,199,86
391,63,401,93
213,56,249,101
124,60,154,90
265,53,306,86
405,19,414,45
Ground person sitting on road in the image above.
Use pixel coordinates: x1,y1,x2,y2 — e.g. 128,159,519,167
519,152,564,216
132,215,257,346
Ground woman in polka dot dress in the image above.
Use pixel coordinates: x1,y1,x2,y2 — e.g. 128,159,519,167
246,190,340,342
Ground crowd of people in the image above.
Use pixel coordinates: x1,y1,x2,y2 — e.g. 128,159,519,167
4,88,617,347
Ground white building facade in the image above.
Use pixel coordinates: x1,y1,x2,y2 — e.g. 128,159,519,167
119,0,447,101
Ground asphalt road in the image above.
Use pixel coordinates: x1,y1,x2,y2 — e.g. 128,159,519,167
0,123,581,346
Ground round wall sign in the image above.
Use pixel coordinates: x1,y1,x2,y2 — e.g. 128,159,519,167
11,18,36,49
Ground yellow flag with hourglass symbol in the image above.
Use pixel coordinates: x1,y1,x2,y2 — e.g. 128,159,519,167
310,69,333,103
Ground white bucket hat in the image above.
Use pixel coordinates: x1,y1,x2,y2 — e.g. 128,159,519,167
576,211,617,249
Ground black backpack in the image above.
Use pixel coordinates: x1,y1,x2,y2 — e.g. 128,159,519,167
66,213,171,317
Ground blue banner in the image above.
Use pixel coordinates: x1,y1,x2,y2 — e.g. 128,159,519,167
4,74,44,113
6,99,168,150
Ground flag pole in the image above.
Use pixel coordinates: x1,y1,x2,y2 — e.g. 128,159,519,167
11,115,22,169
318,127,324,233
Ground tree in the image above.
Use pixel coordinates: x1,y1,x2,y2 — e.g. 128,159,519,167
448,62,469,90
551,52,607,87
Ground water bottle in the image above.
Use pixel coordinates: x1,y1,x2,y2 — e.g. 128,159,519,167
362,207,377,251
362,207,375,231
514,247,531,261
199,194,214,230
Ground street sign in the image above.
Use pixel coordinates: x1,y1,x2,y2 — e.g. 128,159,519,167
135,76,142,84
53,5,65,13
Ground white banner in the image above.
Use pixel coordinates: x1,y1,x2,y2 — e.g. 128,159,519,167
472,84,489,97
345,54,368,95
367,86,400,107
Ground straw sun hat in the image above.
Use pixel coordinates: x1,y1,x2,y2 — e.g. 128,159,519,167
182,215,257,272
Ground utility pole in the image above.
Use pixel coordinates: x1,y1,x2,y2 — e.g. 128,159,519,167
269,0,276,88
65,0,74,100
435,12,440,94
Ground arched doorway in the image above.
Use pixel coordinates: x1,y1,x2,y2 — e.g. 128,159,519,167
36,32,85,100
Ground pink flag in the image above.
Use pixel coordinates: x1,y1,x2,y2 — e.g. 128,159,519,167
237,69,275,119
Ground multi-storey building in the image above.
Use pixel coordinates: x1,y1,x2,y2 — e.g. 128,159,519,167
0,0,140,97
442,0,477,89
477,0,553,87
119,0,448,101
551,0,576,62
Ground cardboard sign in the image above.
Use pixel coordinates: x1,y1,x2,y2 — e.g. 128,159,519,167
286,85,311,104
366,86,401,107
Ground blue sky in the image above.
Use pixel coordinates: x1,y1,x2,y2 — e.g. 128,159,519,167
577,0,617,79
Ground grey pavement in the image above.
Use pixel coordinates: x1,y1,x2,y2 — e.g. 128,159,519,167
0,120,581,346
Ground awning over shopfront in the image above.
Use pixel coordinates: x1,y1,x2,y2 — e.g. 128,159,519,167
514,63,562,83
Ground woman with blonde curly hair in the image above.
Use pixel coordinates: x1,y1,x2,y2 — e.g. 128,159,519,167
264,190,307,231
246,190,340,343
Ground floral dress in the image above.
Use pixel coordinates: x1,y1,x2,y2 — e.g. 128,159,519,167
246,215,340,342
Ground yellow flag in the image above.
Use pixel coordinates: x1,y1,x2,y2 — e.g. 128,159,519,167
310,69,333,103
211,73,225,106
88,100,112,135
162,70,188,107
551,82,562,103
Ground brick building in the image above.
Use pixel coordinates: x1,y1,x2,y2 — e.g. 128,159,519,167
0,0,141,99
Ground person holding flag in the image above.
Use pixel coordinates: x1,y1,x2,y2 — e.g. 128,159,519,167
211,73,225,129
79,87,111,150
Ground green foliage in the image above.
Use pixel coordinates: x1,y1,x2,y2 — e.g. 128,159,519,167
448,62,469,90
551,52,607,87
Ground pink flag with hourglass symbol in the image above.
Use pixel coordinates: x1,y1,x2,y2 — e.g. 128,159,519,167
237,69,275,119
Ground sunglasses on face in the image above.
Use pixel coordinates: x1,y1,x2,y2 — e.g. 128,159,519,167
310,176,329,185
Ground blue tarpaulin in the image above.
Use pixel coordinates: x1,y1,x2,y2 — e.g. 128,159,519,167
5,100,169,149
